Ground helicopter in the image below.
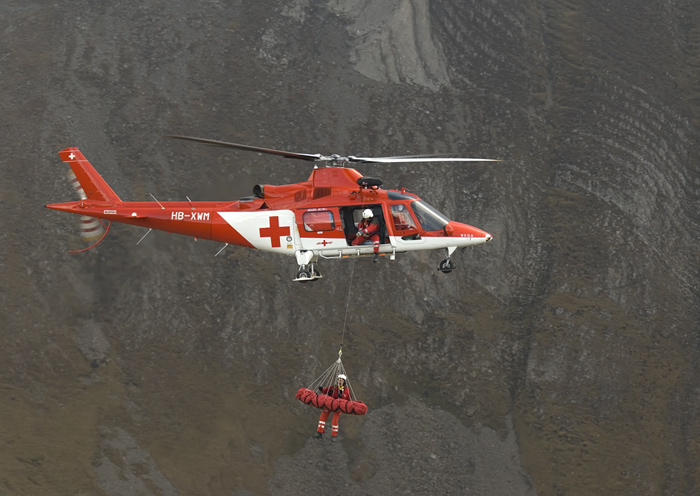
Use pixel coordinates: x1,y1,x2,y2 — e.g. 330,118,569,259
45,136,497,282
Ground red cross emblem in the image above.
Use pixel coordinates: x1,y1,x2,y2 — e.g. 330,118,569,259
259,216,290,248
319,240,330,247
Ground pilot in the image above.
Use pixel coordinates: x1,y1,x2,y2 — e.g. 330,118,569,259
314,374,351,442
351,208,381,263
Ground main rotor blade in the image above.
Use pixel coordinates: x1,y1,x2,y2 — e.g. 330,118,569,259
165,135,323,162
348,156,501,164
166,135,500,165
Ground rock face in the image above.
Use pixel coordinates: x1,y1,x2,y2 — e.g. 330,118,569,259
1,1,699,495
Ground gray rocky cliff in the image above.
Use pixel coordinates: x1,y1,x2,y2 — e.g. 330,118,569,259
1,1,699,495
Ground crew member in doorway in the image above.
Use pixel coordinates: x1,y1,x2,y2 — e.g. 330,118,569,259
314,374,351,442
352,209,380,263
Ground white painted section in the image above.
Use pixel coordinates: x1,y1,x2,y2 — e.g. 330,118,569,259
316,235,489,259
218,210,298,254
299,236,349,251
388,235,487,253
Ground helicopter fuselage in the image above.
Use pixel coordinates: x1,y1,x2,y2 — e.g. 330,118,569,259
46,147,493,280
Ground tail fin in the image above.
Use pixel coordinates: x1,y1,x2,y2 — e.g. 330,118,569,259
58,147,121,202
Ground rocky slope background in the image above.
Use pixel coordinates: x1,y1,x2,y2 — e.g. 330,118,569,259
1,0,699,494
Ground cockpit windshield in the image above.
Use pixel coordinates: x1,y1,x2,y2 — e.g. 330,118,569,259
410,200,450,231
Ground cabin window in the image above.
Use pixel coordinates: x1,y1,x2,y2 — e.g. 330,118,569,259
390,204,416,231
302,211,335,232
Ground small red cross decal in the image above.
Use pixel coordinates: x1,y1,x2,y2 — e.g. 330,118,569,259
319,240,330,247
259,216,290,248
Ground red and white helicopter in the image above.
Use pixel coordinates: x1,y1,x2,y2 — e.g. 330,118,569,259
46,136,497,282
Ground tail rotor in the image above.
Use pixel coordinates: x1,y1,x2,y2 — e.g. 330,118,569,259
66,168,109,253
65,168,106,245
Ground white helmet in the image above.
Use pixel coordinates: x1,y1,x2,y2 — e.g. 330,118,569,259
337,374,347,380
362,209,373,219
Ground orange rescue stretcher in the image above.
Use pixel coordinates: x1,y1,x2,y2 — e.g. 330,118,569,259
295,388,368,415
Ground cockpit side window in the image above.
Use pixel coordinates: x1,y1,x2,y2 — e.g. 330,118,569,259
390,204,416,231
410,200,450,231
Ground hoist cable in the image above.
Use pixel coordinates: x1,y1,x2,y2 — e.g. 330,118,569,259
339,256,356,348
307,208,365,401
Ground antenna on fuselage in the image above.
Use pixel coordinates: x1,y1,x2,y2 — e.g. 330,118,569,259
149,193,165,210
136,228,152,245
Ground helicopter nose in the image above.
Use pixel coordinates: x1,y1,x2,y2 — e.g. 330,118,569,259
449,222,493,243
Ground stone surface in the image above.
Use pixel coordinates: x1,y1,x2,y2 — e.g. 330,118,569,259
1,1,699,495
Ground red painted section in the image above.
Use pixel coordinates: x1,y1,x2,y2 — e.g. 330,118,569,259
259,215,290,248
295,207,347,241
447,221,492,240
295,387,368,416
58,147,121,202
211,213,255,248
